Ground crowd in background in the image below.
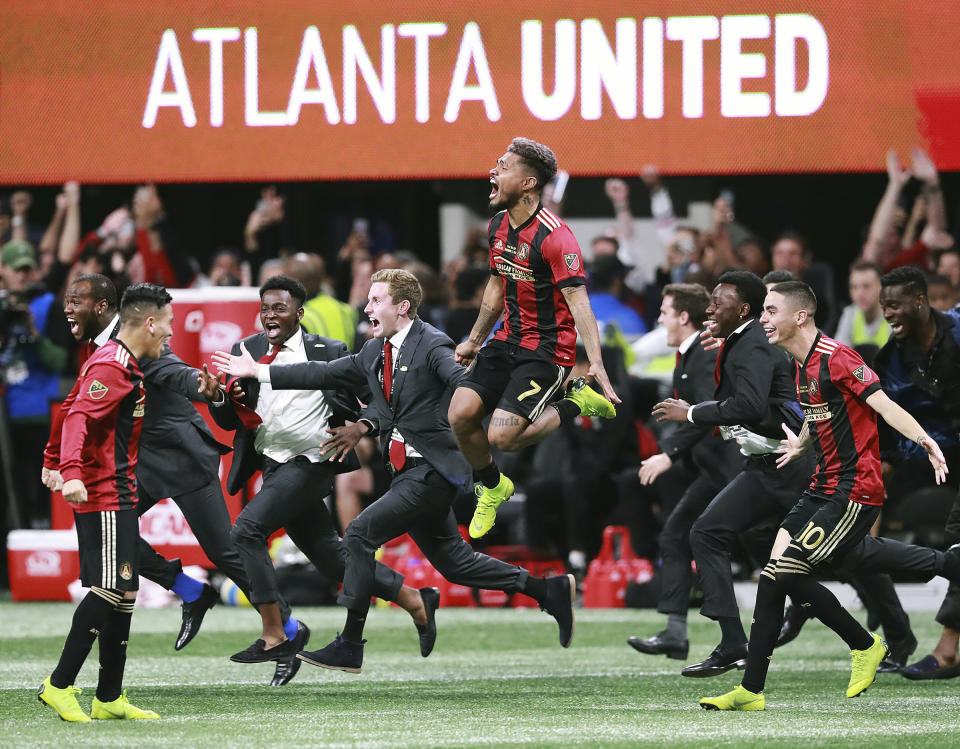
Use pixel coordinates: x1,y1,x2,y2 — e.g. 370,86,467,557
2,146,959,586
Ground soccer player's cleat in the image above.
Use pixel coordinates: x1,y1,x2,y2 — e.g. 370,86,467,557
37,677,90,722
564,377,615,419
846,632,889,698
91,691,159,719
469,474,514,539
699,684,766,711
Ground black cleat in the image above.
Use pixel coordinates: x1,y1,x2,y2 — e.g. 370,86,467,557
627,631,689,660
877,631,918,673
175,583,219,651
297,633,364,674
230,637,297,664
540,574,576,648
417,588,440,658
774,604,810,649
270,621,311,686
681,643,749,678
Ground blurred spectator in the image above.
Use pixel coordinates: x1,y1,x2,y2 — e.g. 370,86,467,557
199,248,249,287
602,176,655,294
334,219,372,300
771,230,838,333
927,274,959,312
655,226,699,289
762,270,795,288
587,255,647,337
0,240,70,527
445,266,489,344
735,237,770,278
936,248,960,289
285,252,359,351
834,260,890,354
257,258,287,286
244,185,288,276
406,260,448,330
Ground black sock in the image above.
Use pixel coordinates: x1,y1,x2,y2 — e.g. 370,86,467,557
477,461,501,490
342,609,367,643
718,615,747,649
522,575,548,602
741,565,786,694
51,591,117,688
552,400,580,425
96,599,134,703
784,574,873,651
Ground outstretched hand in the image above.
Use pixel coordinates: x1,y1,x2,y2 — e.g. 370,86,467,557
919,436,949,485
652,397,690,423
212,342,258,379
776,422,802,469
587,362,622,405
197,364,223,401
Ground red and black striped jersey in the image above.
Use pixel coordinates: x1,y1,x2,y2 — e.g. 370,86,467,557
60,340,145,513
795,333,884,505
488,205,585,366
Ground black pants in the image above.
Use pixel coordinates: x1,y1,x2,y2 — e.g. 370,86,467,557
690,453,813,620
231,456,403,609
339,464,527,613
837,534,953,583
936,489,960,630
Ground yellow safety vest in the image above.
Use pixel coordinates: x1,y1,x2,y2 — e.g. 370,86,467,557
850,309,890,348
301,293,359,350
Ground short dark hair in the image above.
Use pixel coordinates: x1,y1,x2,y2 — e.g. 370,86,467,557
775,230,811,257
591,235,620,253
508,137,558,192
762,270,795,285
717,270,767,319
260,275,307,308
881,265,927,296
73,273,118,310
120,283,172,325
927,273,953,288
663,283,711,327
770,281,818,316
849,259,882,278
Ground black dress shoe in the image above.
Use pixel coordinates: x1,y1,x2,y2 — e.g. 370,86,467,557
297,633,364,673
540,574,575,648
230,636,297,664
270,621,311,686
876,631,917,673
175,583,220,651
417,588,440,658
627,631,689,660
774,604,809,649
681,643,748,678
900,654,960,680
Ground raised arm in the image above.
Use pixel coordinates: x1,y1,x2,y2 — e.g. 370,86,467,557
142,347,205,402
454,274,504,365
862,150,911,264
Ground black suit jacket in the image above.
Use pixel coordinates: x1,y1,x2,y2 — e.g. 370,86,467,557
208,331,363,496
268,317,472,488
689,318,803,439
659,336,720,461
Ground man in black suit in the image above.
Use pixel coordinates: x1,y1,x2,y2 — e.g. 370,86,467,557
40,274,295,685
201,276,436,682
651,271,814,677
627,283,741,661
213,269,576,673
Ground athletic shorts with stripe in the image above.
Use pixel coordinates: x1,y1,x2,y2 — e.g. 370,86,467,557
75,509,140,591
776,490,880,575
461,339,571,422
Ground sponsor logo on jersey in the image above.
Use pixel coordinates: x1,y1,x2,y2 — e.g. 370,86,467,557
800,401,831,421
133,384,146,418
564,253,580,271
493,257,535,282
87,380,109,400
494,238,504,251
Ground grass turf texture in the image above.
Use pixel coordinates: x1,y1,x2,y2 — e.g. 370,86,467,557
2,602,959,747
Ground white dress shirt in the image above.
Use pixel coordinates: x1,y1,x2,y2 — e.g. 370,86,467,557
94,314,121,347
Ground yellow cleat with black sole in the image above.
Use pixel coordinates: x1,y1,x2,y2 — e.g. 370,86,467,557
847,632,888,698
91,691,159,720
700,684,766,711
37,677,90,722
564,377,615,419
469,474,514,539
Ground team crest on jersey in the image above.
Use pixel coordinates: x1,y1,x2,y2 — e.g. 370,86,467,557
494,238,504,251
853,365,873,383
119,562,133,580
517,242,530,261
564,253,580,271
87,380,109,400
808,378,818,395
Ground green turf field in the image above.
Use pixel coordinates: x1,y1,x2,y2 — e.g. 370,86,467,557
2,601,959,747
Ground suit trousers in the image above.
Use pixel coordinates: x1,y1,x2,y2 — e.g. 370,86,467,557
231,456,404,609
338,463,528,613
690,453,813,620
936,489,960,630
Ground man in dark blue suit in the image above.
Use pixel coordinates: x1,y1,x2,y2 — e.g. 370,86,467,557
214,269,575,673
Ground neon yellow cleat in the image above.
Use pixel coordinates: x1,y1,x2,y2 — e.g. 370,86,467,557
847,632,888,698
699,684,766,711
564,377,615,419
91,691,159,720
469,474,514,539
37,677,90,722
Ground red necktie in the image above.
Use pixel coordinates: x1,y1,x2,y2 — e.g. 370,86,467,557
673,350,681,399
228,345,282,430
713,341,725,385
382,340,406,471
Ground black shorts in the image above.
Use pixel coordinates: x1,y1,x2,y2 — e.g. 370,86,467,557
461,340,571,421
75,509,140,591
779,490,880,572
